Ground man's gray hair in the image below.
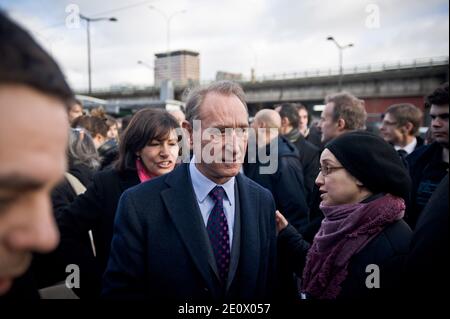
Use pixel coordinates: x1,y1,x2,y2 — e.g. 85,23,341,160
325,92,367,130
185,81,248,126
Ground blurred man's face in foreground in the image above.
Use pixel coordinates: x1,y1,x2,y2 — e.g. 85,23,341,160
0,84,68,295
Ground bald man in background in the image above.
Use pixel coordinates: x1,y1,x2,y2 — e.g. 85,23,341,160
243,109,309,301
244,109,309,230
168,109,186,127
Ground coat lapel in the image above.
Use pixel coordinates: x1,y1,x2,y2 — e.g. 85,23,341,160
160,164,219,296
229,174,261,295
226,181,241,291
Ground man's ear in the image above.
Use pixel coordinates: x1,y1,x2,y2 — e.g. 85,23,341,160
181,120,192,133
403,122,414,135
182,120,193,146
337,118,346,131
281,117,290,127
94,133,105,143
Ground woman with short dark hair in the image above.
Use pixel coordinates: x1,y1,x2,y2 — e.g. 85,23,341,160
54,108,180,298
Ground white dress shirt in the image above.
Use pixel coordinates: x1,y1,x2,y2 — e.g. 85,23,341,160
395,137,418,155
189,157,235,249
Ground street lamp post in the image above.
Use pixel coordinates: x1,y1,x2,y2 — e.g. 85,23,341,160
80,14,117,94
148,6,186,85
327,36,354,92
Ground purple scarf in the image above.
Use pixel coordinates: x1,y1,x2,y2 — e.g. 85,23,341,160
302,194,405,299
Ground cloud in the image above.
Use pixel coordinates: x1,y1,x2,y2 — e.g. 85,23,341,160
1,0,448,91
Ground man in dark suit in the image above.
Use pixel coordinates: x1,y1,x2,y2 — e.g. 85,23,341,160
277,103,320,204
404,174,448,299
244,109,309,231
379,103,424,166
102,81,277,301
406,82,449,228
244,109,309,301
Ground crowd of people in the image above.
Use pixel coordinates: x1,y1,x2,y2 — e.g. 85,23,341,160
0,11,448,303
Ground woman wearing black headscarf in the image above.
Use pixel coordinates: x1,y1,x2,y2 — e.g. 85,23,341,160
276,131,412,299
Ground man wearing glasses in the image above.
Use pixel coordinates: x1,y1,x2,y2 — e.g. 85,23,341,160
103,81,277,301
379,103,424,161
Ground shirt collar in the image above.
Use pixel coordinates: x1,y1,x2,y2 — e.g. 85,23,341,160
189,156,235,205
394,137,417,154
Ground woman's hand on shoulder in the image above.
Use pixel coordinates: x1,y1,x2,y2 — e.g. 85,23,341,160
275,210,289,234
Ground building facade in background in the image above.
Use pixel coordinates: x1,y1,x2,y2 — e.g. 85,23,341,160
154,50,200,87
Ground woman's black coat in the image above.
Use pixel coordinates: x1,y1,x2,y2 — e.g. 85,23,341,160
55,168,140,298
278,196,412,299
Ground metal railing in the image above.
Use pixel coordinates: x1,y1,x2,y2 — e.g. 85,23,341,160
199,56,449,84
80,56,449,94
241,56,449,83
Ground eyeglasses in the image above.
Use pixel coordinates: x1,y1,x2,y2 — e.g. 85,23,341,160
207,127,250,140
381,120,398,126
319,165,344,176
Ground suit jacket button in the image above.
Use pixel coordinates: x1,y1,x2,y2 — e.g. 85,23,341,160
204,287,209,292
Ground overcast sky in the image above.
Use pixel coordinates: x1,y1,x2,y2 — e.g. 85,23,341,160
1,0,448,92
